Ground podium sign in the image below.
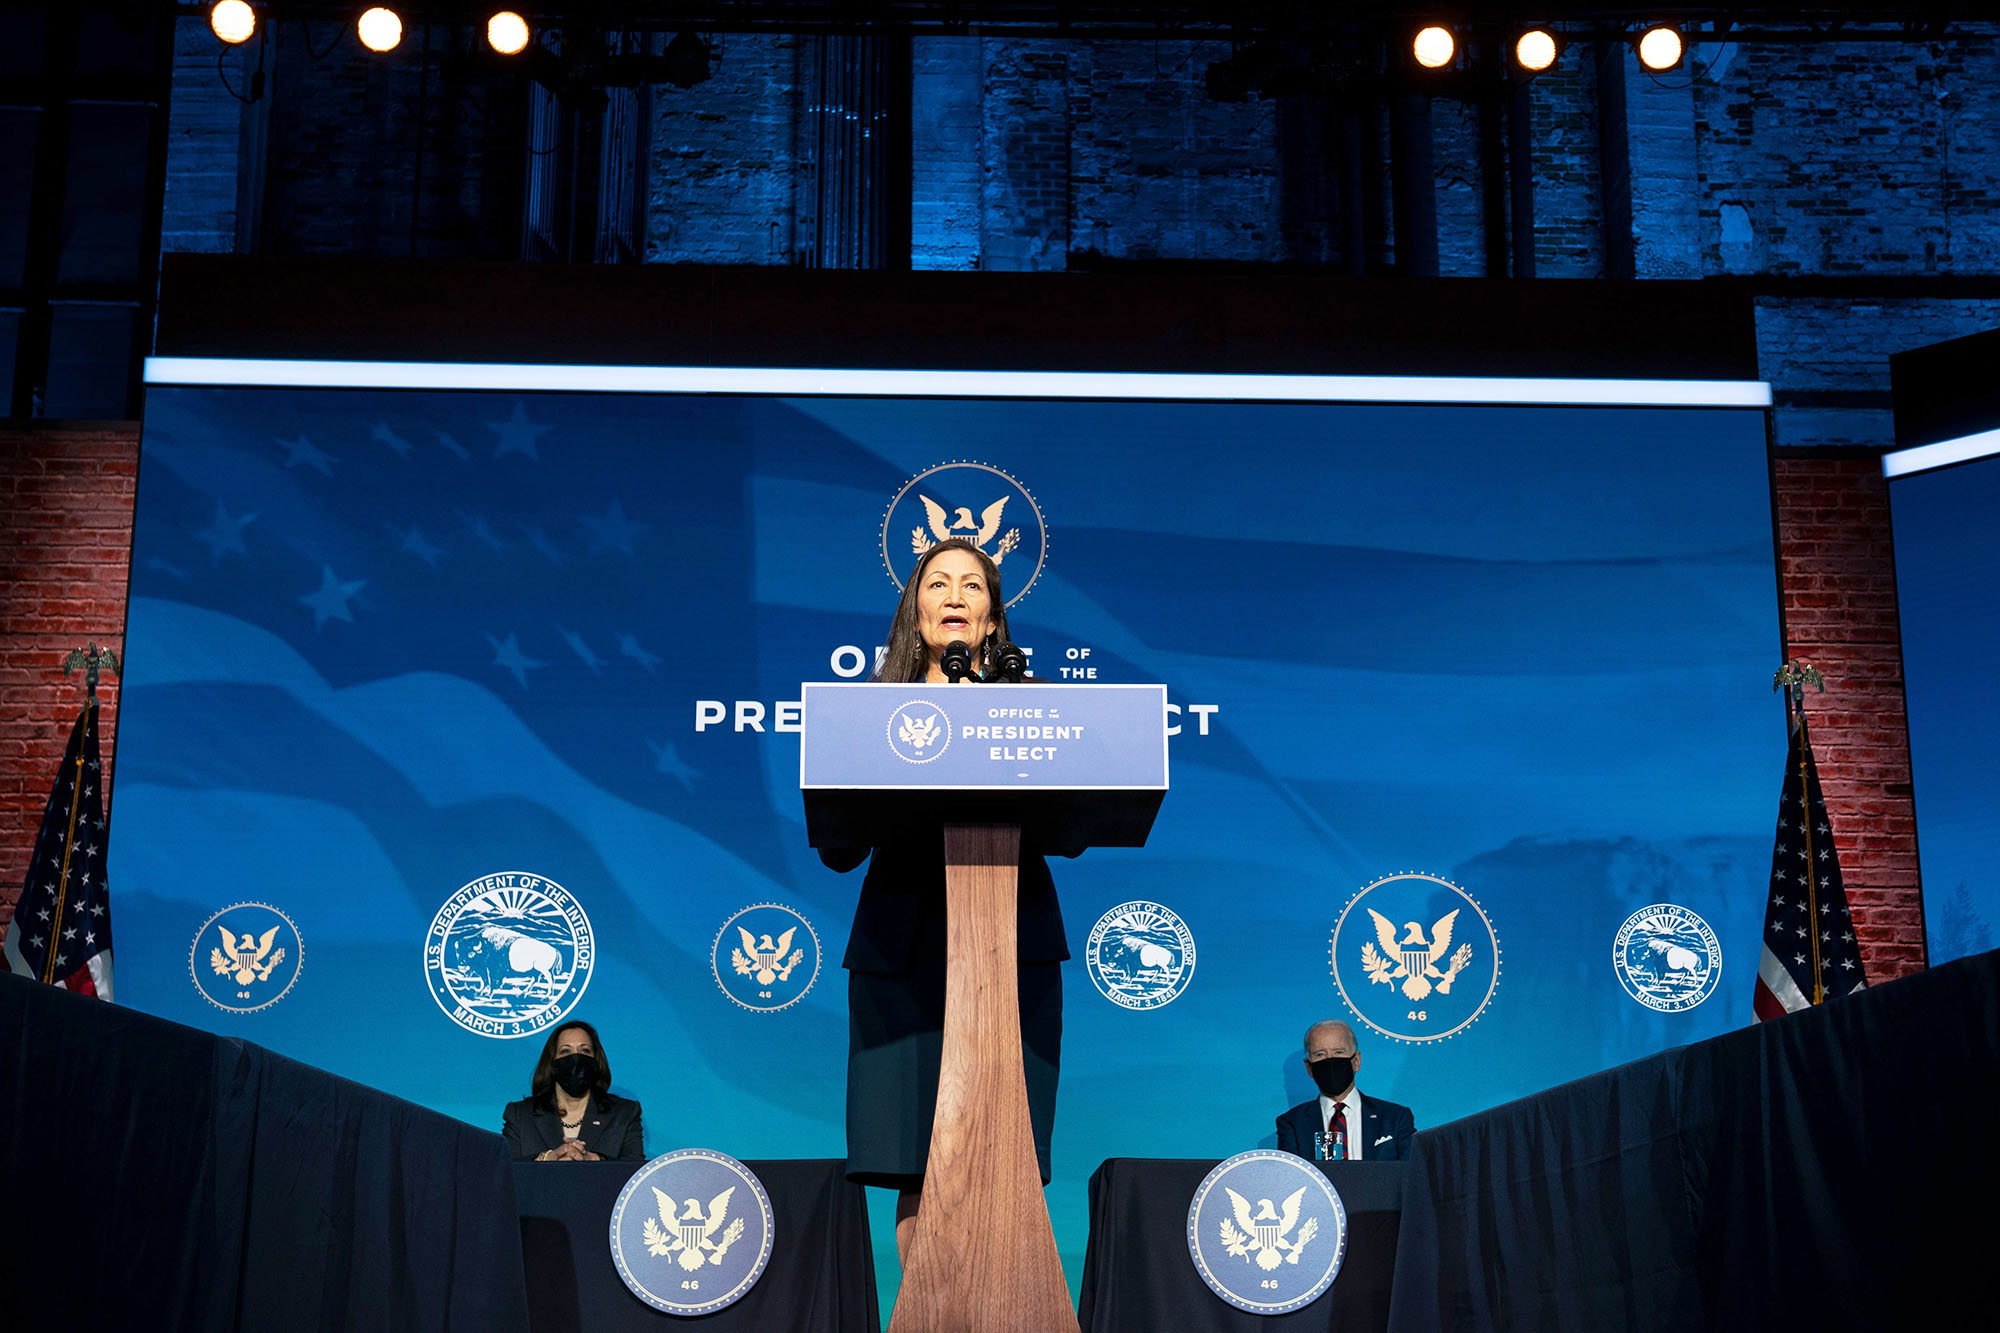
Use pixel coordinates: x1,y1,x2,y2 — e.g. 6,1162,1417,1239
800,682,1168,848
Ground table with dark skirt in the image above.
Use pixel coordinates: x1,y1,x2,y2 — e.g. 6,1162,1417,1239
513,1159,879,1333
1078,1159,1406,1332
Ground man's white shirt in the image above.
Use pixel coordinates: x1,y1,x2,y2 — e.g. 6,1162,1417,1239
1317,1087,1363,1161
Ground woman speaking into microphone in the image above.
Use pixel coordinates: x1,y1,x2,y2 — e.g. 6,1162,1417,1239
820,537,1069,1259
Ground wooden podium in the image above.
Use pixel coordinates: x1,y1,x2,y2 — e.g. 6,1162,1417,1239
801,683,1168,1332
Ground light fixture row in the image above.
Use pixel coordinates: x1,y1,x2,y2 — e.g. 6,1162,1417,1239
1414,23,1686,73
208,3,534,56
207,5,1684,76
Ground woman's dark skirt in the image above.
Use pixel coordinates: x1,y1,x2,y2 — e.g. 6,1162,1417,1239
844,950,1063,1190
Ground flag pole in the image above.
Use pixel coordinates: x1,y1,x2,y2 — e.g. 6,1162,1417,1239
61,642,119,702
1774,659,1825,1004
43,645,119,984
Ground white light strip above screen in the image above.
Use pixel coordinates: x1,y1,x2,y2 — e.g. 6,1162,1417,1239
1881,426,2000,479
143,357,1773,408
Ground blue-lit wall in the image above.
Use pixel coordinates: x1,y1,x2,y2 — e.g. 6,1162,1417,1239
111,384,1779,1298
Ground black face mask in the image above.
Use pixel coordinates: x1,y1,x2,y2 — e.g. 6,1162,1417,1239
552,1053,598,1097
1308,1056,1355,1099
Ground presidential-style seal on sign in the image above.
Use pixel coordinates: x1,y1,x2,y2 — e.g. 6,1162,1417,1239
880,460,1046,607
424,870,593,1039
711,903,822,1012
1085,900,1196,1010
1187,1149,1347,1315
1612,903,1722,1012
1329,872,1500,1044
887,699,951,764
609,1148,775,1316
189,901,303,1013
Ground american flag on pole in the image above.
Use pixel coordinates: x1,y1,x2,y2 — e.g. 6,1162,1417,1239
3,700,115,999
1753,708,1865,1021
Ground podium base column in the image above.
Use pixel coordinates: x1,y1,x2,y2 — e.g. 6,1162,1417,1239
886,823,1078,1333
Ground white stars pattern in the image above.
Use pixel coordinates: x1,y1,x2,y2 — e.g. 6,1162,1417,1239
1758,735,1867,1019
485,631,547,690
5,703,113,997
617,633,661,674
370,422,415,458
484,400,553,461
276,433,336,476
300,564,367,629
388,522,444,568
195,499,258,561
647,739,703,792
560,628,606,673
580,501,649,555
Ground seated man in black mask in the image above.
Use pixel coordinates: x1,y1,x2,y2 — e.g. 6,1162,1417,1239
1274,1019,1415,1162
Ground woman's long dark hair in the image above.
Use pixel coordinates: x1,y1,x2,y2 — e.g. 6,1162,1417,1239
529,1019,617,1112
874,538,1012,683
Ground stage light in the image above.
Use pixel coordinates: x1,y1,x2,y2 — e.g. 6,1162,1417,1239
1515,29,1560,73
1412,26,1456,70
487,11,529,56
1636,25,1684,71
358,6,403,53
210,0,255,44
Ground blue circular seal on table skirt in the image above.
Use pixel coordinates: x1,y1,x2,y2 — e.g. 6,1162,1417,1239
1186,1149,1347,1314
608,1149,775,1315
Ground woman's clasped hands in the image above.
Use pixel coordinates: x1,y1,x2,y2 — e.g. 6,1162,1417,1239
536,1138,600,1163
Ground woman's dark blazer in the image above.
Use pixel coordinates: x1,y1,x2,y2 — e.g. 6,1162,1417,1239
502,1094,646,1162
835,833,1070,973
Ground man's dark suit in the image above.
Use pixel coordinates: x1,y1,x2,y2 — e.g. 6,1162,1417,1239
1274,1093,1416,1162
502,1094,646,1162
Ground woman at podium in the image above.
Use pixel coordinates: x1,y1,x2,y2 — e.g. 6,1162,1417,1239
820,537,1070,1257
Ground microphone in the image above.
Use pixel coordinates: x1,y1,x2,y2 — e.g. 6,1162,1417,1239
940,640,973,682
992,641,1028,682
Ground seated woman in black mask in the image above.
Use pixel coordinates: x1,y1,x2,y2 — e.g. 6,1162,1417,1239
502,1018,646,1162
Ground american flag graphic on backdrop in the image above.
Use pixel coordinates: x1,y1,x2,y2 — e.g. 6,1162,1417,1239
1754,711,1865,1020
4,700,114,999
112,383,1788,1195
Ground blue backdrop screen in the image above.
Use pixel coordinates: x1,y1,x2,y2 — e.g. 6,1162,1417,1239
1890,455,2000,965
114,384,1779,1296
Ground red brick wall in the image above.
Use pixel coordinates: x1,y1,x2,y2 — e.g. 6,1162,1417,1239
0,425,1932,982
0,427,138,938
1770,453,1926,982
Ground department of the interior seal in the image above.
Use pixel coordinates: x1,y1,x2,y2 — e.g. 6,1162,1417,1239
1186,1149,1348,1315
880,460,1046,607
1085,900,1196,1010
609,1149,775,1316
1329,872,1500,1044
1612,903,1722,1012
424,870,592,1039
